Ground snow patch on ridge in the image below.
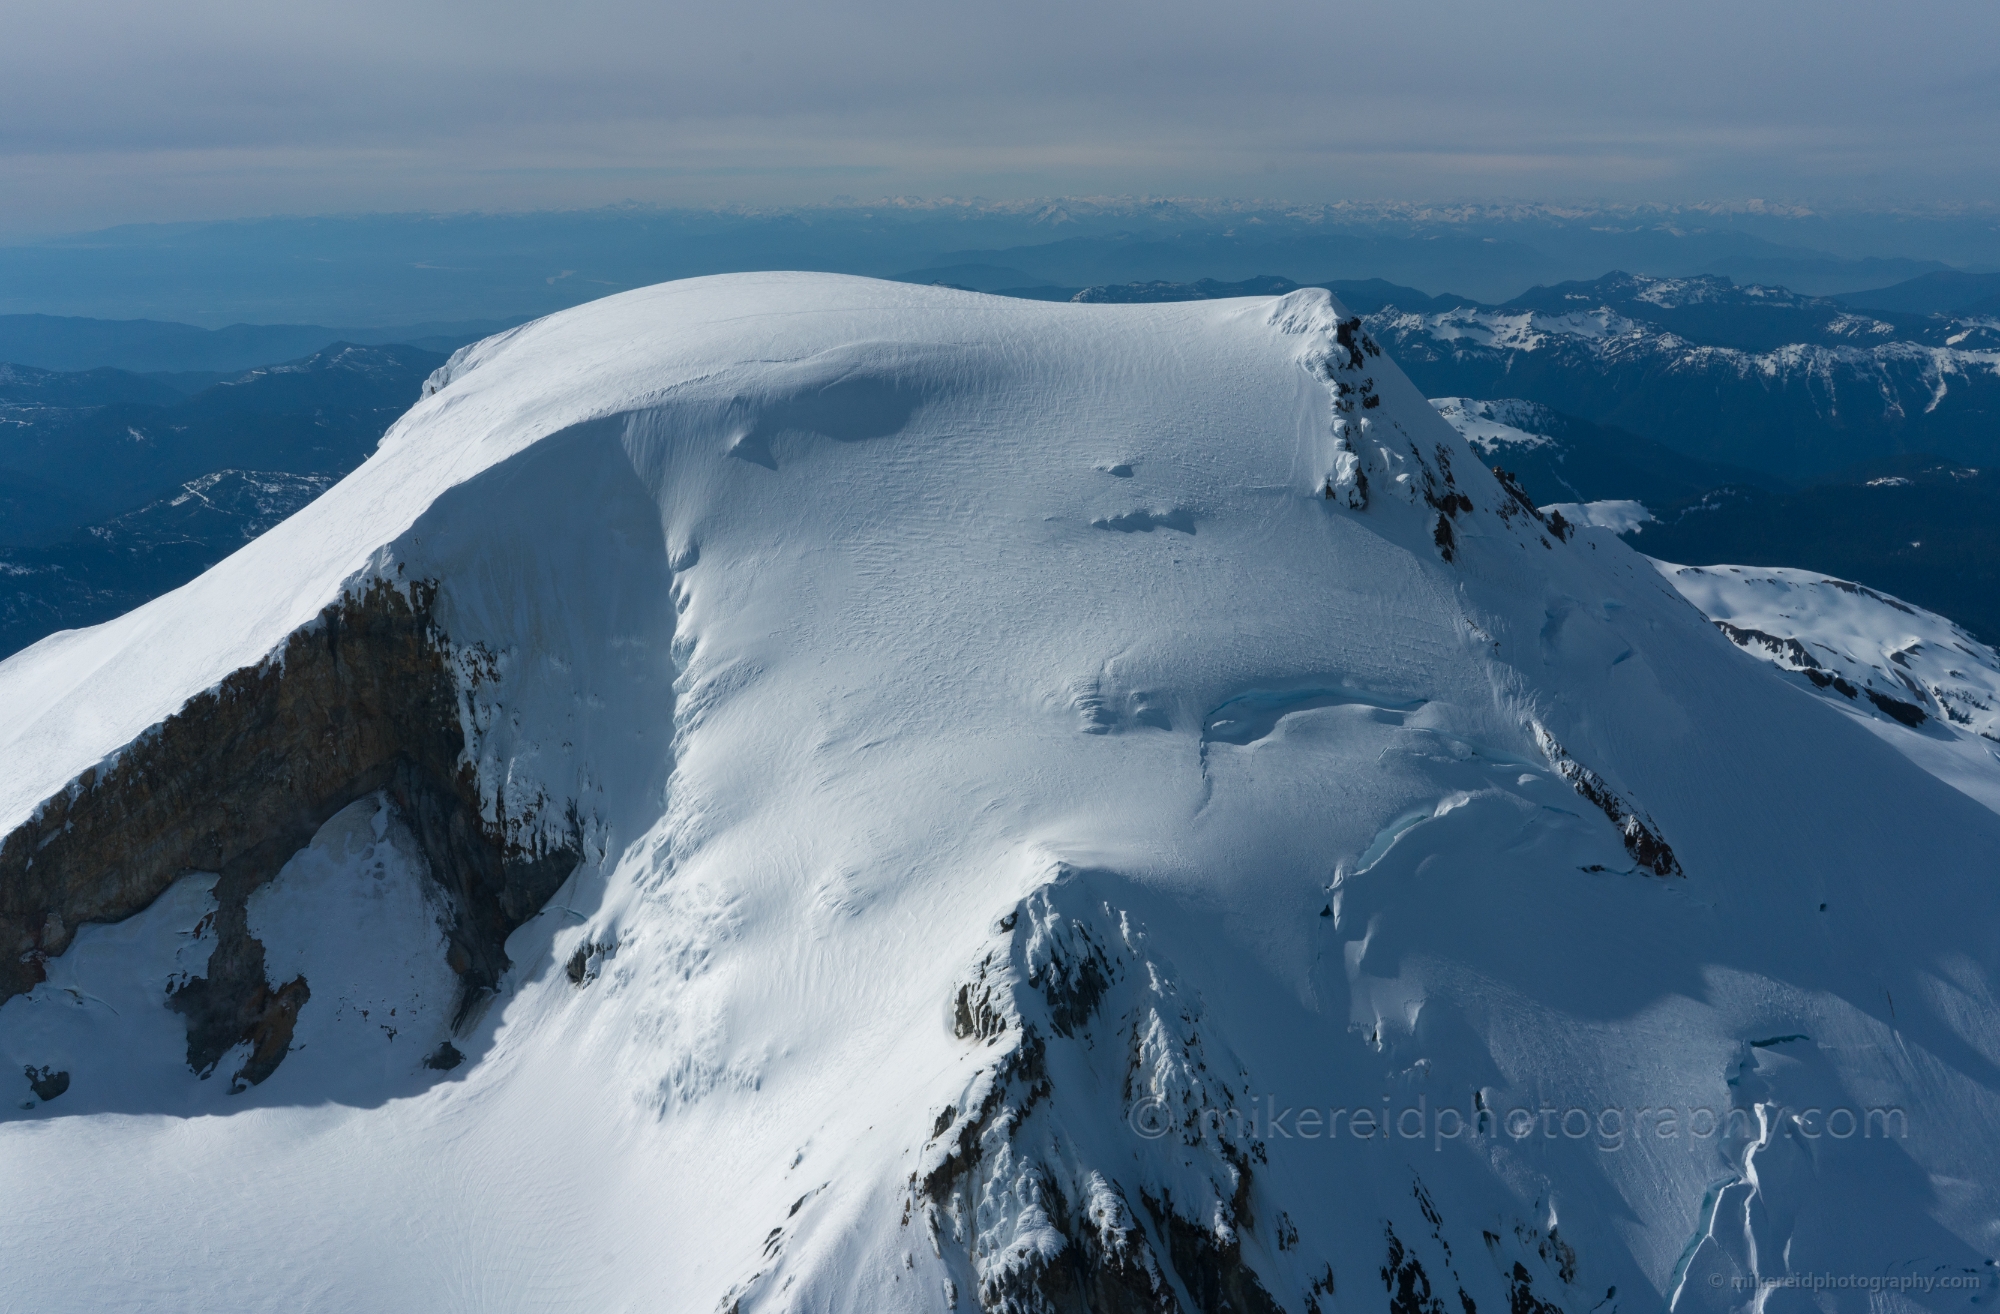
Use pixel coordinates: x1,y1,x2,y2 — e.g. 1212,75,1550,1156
1543,499,1654,535
1429,397,1559,454
1659,560,2000,813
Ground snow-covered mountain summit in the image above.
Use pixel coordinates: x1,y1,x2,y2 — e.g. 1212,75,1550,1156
2,274,1997,1312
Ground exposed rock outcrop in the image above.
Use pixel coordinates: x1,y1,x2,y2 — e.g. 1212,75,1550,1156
23,1063,69,1103
905,877,1289,1314
1,577,579,1082
1530,722,1682,877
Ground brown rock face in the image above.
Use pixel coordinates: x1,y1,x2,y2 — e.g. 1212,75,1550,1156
1,577,579,1083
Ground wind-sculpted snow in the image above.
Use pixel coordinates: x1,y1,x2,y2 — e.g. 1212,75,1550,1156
1,274,1998,1312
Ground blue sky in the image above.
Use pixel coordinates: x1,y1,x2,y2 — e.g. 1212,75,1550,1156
3,0,1997,238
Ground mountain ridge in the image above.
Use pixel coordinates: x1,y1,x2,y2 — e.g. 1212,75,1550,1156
0,312,516,374
1,274,1995,1311
1363,272,2000,480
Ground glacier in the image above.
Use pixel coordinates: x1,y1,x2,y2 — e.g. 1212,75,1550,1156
1,273,1997,1313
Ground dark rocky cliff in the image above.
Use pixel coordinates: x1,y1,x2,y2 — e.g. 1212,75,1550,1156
1,578,577,1085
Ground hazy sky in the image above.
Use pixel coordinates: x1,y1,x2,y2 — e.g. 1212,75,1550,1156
4,0,1996,239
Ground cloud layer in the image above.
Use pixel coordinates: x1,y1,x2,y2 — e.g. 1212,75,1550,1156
4,0,1996,235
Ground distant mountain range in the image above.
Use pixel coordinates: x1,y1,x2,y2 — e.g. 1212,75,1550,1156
1368,273,2000,482
0,342,443,655
1065,270,2000,483
1050,271,1999,643
0,471,338,658
5,200,1993,325
0,341,444,535
4,263,1998,654
0,313,511,375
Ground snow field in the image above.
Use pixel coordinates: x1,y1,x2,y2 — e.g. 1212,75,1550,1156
0,275,1996,1311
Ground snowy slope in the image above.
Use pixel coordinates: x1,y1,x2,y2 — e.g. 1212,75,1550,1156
1428,397,1557,454
1658,561,2000,814
1426,394,1763,517
1543,499,1655,535
3,274,1999,1314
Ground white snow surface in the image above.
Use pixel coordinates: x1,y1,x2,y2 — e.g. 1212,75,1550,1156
1429,396,1557,454
1544,499,1656,535
1659,560,2000,815
2,273,1999,1312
